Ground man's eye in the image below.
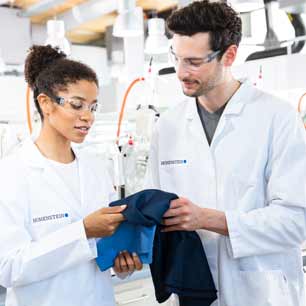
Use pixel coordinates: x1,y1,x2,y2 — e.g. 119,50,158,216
188,60,203,67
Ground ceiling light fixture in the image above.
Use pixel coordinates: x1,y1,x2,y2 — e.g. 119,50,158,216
45,20,71,55
145,18,169,55
113,0,144,37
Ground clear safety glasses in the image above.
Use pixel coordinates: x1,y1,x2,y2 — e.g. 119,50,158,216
169,46,221,72
51,95,102,115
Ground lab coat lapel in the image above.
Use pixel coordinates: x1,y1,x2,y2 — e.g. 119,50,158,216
211,81,249,148
23,139,81,217
186,100,210,148
74,149,95,214
210,116,232,148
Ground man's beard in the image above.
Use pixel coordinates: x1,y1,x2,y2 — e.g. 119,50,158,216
182,79,216,97
182,65,223,97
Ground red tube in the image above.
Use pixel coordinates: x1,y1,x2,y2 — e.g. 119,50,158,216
116,77,145,145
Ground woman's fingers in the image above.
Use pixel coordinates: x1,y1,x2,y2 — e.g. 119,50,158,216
122,251,136,272
114,251,143,273
132,253,143,270
119,252,129,272
114,255,122,273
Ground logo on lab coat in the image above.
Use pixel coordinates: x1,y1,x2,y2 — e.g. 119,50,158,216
160,159,187,166
32,213,69,223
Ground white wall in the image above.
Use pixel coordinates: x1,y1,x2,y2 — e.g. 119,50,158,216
0,76,30,123
233,52,306,108
0,7,31,64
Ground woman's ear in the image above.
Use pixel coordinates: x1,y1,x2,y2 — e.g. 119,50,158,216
37,94,53,117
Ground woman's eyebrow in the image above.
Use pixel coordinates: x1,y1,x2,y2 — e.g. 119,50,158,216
70,96,86,100
70,96,98,104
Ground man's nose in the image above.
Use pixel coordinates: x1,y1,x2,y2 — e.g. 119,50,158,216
176,60,191,80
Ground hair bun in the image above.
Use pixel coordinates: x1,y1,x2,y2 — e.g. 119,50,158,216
24,45,66,89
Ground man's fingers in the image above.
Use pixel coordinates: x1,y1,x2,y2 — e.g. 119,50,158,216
163,217,182,226
163,207,184,218
100,205,127,214
169,197,189,208
169,199,183,209
163,209,176,218
132,253,143,270
162,225,181,232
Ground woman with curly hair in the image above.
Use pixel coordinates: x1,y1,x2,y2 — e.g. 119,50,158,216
0,45,142,306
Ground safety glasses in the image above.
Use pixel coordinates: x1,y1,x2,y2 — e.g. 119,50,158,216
169,46,221,72
51,95,102,115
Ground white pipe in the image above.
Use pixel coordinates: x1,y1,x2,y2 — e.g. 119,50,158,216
118,0,136,13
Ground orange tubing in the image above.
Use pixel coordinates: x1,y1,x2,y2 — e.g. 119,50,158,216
116,77,145,145
26,86,33,134
298,92,306,128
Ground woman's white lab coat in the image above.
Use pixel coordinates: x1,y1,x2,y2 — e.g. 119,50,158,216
0,139,116,306
145,81,306,306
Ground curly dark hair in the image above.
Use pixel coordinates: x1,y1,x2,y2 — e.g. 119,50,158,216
167,0,242,59
24,45,99,120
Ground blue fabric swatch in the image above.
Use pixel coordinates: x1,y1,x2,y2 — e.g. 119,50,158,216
96,189,177,271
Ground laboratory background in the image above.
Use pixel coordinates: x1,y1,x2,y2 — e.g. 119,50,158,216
0,0,306,305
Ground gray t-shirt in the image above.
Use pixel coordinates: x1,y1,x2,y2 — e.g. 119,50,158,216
196,99,227,146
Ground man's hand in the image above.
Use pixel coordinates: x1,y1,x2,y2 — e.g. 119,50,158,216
162,197,204,231
83,205,126,238
113,251,143,274
163,197,229,235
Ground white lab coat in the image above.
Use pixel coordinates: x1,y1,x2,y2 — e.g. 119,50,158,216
145,81,306,306
0,139,116,306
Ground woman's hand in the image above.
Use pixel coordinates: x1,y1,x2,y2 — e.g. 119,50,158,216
113,251,143,274
83,205,126,238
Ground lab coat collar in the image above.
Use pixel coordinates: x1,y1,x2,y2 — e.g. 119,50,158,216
21,138,85,217
223,79,252,116
22,138,83,169
186,79,253,120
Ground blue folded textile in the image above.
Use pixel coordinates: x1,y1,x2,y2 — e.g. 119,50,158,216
96,189,177,271
96,189,217,306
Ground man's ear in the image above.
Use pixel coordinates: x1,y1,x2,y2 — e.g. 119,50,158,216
221,45,238,67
